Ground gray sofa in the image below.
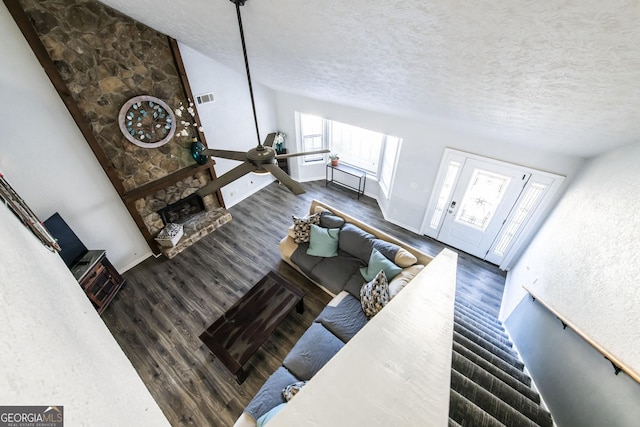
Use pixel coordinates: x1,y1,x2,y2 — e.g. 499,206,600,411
234,200,432,427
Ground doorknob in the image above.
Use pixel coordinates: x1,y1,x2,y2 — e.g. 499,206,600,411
448,201,457,214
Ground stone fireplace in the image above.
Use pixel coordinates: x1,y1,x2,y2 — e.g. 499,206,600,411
134,170,231,259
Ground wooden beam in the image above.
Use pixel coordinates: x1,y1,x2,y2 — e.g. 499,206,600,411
122,161,215,203
169,37,225,208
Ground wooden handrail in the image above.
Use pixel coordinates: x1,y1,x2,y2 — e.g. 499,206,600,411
523,286,640,384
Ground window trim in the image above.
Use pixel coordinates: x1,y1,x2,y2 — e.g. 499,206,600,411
297,112,400,180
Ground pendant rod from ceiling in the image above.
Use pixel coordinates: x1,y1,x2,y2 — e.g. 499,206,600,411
233,1,262,148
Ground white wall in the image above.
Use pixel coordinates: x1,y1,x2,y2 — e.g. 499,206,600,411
275,92,585,232
501,142,640,374
178,43,278,208
0,203,170,426
0,4,150,272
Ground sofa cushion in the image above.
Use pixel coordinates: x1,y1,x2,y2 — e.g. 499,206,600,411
292,213,321,243
343,273,367,299
245,367,299,421
283,323,344,380
319,211,346,229
308,252,364,295
360,270,390,318
315,293,368,342
307,224,340,257
338,223,376,262
389,264,425,299
360,248,402,282
290,243,324,273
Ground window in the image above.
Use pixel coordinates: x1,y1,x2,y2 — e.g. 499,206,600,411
299,113,324,162
491,181,547,256
429,160,461,229
298,112,401,179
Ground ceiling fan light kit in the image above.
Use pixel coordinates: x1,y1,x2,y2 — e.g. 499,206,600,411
193,0,329,198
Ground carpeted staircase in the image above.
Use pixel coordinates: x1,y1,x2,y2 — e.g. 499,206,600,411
448,299,554,426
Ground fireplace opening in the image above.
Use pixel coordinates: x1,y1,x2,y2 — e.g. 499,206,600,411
158,194,206,225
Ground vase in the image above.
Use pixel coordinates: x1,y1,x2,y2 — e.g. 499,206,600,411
190,140,208,165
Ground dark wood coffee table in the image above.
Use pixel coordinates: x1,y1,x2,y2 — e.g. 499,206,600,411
199,271,305,384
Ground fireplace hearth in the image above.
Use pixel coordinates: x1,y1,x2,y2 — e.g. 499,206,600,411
158,194,205,225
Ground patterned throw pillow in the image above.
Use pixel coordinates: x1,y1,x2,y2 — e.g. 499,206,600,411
292,213,321,243
282,380,308,401
360,270,389,318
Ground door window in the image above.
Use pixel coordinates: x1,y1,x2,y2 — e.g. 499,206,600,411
455,169,511,232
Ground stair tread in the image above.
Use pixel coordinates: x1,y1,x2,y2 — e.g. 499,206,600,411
454,314,513,346
451,370,552,427
455,303,507,331
454,327,524,370
452,353,549,425
450,389,507,427
453,343,540,404
454,321,517,358
449,301,553,427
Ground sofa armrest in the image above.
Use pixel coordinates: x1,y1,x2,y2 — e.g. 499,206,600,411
279,235,298,264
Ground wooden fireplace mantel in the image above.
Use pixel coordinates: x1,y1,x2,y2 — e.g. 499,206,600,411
122,162,216,204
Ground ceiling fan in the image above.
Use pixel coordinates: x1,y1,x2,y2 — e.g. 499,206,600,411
194,0,328,198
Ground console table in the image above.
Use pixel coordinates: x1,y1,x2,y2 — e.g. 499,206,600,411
325,163,366,199
71,250,126,315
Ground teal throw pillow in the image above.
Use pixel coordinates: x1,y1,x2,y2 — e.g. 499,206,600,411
256,403,286,426
307,224,340,257
360,248,402,282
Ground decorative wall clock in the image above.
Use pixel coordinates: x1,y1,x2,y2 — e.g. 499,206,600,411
118,95,176,148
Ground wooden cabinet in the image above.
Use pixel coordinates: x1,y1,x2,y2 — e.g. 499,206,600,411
71,250,125,314
276,148,289,174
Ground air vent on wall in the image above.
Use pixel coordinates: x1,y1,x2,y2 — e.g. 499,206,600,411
196,93,215,105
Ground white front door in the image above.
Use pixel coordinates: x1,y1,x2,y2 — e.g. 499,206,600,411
422,149,565,269
437,159,529,259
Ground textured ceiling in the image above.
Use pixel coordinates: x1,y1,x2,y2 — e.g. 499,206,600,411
96,0,640,158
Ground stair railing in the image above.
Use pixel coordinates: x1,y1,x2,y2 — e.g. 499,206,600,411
523,286,640,383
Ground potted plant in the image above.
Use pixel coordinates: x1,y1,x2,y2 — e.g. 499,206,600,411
330,153,340,166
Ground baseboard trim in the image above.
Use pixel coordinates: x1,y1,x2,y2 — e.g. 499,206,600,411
119,251,153,273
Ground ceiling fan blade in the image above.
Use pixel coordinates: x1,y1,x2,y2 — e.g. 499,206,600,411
200,149,247,162
196,161,257,197
263,133,276,147
276,149,330,159
262,163,305,195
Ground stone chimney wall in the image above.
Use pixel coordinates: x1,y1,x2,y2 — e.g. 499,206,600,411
18,0,226,253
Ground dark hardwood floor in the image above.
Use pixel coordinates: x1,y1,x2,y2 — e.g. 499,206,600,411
102,180,506,427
